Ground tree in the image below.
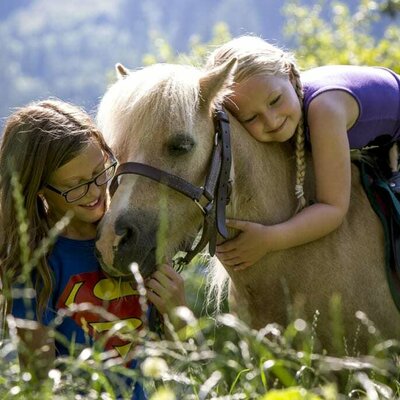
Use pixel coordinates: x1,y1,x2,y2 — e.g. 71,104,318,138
381,0,400,17
142,22,232,66
283,0,400,72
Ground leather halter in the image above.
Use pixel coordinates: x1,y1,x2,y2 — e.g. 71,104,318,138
109,108,232,269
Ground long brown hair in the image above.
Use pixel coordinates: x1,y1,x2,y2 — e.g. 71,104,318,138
0,99,112,320
206,36,307,212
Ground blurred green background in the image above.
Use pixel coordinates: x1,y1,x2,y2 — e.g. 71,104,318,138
0,0,399,130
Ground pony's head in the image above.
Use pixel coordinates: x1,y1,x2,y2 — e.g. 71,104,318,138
96,60,236,279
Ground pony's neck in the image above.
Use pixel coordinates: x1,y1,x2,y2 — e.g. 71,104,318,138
229,118,299,225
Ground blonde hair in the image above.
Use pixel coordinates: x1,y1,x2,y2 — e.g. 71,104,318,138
206,36,307,212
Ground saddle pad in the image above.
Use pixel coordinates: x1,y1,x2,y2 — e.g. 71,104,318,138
357,158,400,312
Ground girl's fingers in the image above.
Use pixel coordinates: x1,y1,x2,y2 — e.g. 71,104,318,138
150,269,173,287
147,263,184,288
157,264,183,283
217,252,241,263
146,278,167,297
217,239,240,253
233,262,251,271
222,257,244,266
146,289,160,305
225,219,247,230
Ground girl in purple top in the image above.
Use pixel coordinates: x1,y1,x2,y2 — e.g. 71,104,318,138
206,35,400,269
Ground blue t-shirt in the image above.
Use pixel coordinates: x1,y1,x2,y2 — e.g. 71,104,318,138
12,236,147,399
302,65,400,149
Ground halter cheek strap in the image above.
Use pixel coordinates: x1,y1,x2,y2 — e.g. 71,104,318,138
109,108,233,268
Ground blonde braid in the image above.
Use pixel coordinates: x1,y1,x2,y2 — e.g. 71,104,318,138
290,62,307,213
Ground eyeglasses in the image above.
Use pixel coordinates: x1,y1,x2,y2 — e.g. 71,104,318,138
45,160,117,203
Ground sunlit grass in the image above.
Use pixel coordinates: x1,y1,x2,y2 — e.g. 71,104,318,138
1,274,400,399
1,177,399,399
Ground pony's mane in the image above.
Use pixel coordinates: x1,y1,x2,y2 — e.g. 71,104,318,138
97,63,204,158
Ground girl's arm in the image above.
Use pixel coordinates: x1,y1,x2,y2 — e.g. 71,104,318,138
217,90,357,269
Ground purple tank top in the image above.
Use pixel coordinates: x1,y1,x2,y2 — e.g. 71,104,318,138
302,65,400,149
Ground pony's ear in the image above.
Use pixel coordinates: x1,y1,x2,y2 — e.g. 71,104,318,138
199,58,237,110
115,63,130,79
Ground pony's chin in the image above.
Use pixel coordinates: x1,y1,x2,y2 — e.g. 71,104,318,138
98,258,132,281
135,251,158,279
107,247,157,281
101,268,136,282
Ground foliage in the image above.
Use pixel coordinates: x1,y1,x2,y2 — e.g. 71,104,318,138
1,306,400,398
1,176,399,398
283,0,400,72
142,22,232,67
380,0,400,17
1,0,399,127
2,0,400,398
0,0,285,124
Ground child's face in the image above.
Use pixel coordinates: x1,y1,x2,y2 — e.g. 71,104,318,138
227,74,301,143
43,141,109,229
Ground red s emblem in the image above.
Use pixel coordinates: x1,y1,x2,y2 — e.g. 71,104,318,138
57,270,144,359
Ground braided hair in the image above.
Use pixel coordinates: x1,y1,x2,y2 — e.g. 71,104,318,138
206,36,307,213
289,62,307,212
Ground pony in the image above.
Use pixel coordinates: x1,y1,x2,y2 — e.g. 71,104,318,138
95,60,400,353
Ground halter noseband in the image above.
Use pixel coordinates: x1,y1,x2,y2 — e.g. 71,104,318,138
109,108,232,269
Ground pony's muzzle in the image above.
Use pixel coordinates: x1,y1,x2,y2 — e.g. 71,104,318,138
109,210,158,278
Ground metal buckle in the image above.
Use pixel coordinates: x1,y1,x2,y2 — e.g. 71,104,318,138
194,199,213,215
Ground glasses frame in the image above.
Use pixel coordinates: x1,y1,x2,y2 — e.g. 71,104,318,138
45,160,117,203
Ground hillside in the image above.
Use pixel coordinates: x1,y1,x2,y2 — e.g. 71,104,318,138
0,0,397,125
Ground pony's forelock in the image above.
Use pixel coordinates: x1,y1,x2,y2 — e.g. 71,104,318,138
97,64,208,156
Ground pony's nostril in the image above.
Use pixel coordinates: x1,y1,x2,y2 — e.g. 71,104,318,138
115,213,138,247
115,225,128,236
119,226,136,247
115,213,132,235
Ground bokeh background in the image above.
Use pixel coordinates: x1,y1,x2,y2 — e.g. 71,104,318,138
1,0,398,130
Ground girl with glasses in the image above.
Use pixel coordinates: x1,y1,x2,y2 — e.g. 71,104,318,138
0,99,186,398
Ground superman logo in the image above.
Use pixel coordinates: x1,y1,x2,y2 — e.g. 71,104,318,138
57,270,145,359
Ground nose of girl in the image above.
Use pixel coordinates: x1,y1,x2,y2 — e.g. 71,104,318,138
262,111,281,132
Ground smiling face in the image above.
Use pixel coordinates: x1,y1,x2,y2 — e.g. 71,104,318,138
42,140,108,239
227,74,301,143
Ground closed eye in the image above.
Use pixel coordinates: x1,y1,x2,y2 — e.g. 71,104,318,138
270,95,281,106
242,115,257,124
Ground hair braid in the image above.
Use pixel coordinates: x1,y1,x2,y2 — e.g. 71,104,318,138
290,62,307,213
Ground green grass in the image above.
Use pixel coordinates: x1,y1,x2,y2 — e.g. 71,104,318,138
1,262,399,400
1,175,399,399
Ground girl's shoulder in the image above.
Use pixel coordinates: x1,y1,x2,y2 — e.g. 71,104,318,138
301,65,398,91
301,65,397,120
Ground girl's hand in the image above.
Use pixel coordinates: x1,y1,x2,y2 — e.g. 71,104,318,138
216,219,269,270
145,264,187,316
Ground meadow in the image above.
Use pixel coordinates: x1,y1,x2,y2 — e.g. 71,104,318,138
1,1,400,398
1,257,399,399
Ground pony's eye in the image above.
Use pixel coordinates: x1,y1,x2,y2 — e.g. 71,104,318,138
167,134,195,156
